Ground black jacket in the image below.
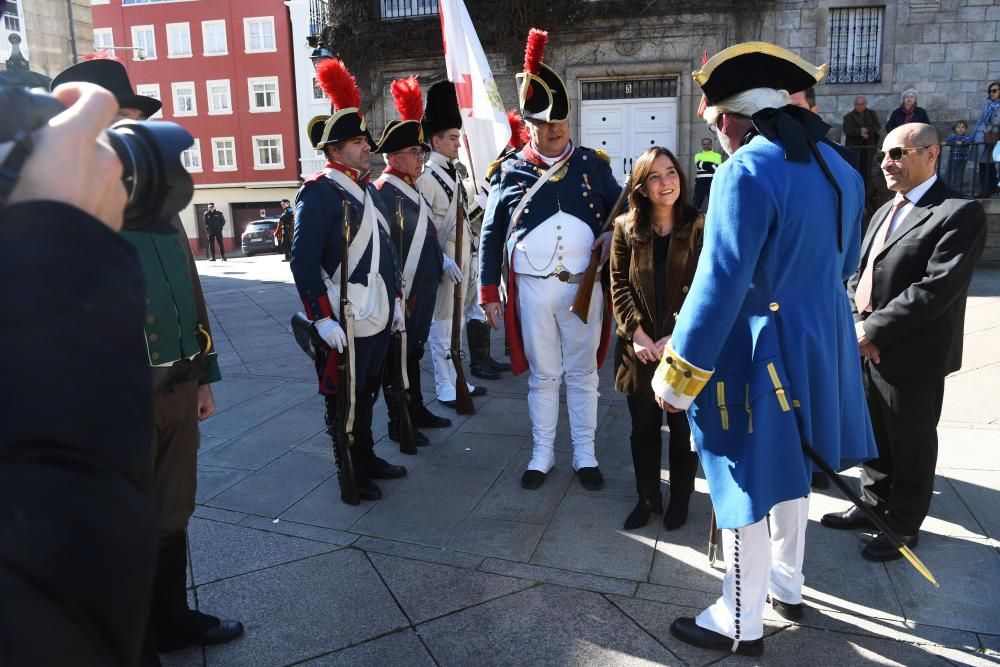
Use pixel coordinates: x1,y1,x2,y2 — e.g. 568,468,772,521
848,179,986,378
0,203,158,666
204,208,225,233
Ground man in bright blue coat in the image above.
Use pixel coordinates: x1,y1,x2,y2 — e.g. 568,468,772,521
652,43,877,657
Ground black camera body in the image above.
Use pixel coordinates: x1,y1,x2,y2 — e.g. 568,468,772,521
0,84,194,229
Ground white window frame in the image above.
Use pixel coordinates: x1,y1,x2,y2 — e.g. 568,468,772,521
171,81,197,117
91,0,110,6
201,19,227,56
205,79,232,116
165,22,192,58
92,27,114,51
252,135,284,170
135,83,162,119
247,76,280,113
312,77,325,101
180,138,202,173
212,137,238,172
243,16,276,54
130,24,156,60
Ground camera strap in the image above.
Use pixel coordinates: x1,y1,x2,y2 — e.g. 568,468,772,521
0,130,34,205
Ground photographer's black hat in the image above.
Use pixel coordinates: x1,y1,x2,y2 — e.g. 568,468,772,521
692,42,827,106
421,81,463,138
51,58,162,118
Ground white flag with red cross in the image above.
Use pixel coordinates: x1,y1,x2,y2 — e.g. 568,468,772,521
438,0,511,202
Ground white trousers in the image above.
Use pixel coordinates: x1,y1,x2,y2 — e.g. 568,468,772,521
428,318,475,401
697,496,809,646
517,275,602,472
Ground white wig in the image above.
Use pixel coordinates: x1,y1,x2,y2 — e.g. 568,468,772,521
703,87,791,127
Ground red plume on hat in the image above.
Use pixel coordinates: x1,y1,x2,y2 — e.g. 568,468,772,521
83,50,122,62
316,58,362,111
390,76,423,122
507,109,527,149
523,28,548,76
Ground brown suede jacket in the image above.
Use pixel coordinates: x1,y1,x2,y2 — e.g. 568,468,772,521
610,212,704,402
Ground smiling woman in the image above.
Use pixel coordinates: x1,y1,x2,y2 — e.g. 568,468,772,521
608,146,704,532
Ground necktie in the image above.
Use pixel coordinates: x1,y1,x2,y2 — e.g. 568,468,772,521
854,194,908,314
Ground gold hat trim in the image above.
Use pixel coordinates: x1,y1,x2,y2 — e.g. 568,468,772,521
374,119,426,153
309,106,366,149
692,42,828,87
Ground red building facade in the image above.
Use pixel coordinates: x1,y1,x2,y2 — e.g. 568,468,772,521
91,0,301,253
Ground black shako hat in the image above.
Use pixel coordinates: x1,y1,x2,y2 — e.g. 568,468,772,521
516,29,569,123
421,81,462,138
51,59,162,118
692,42,827,106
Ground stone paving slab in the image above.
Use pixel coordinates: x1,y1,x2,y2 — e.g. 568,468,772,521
416,584,677,666
351,464,500,547
368,552,534,623
647,490,726,596
937,425,1000,470
199,406,324,471
470,447,576,525
941,468,1000,541
195,465,252,504
188,517,339,585
789,607,982,652
199,550,409,666
531,492,659,581
205,450,335,517
278,476,382,531
199,381,316,441
239,515,358,547
355,536,485,570
940,362,1000,424
192,506,248,525
445,515,548,561
422,431,527,470
298,630,437,666
477,559,637,597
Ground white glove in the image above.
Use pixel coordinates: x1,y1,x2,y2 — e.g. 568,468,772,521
315,317,346,352
443,256,463,283
392,298,405,333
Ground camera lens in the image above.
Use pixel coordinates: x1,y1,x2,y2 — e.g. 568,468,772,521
105,120,194,230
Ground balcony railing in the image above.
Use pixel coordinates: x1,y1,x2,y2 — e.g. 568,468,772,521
938,142,998,199
309,0,330,37
380,0,438,20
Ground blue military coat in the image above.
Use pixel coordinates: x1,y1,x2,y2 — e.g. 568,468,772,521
652,134,877,529
290,166,399,395
479,144,621,373
374,171,443,353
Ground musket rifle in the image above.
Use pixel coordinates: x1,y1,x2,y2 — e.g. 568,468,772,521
570,174,632,323
335,200,360,505
393,196,418,454
450,183,475,414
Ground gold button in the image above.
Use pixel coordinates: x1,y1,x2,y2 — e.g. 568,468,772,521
682,286,689,293
151,352,160,360
769,302,780,312
149,333,158,342
146,315,155,324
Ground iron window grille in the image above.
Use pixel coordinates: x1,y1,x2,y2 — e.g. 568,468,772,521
828,6,883,84
582,78,678,101
381,0,438,20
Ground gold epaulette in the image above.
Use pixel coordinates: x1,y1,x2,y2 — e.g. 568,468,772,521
486,159,502,180
594,149,612,164
651,343,713,405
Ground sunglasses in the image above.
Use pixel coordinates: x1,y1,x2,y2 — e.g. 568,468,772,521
990,88,1000,94
876,145,932,162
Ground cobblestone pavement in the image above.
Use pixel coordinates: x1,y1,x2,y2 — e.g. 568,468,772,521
169,252,1000,666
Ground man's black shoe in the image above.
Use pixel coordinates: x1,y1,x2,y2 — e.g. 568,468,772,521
470,386,487,397
410,405,452,428
521,469,546,490
488,357,511,372
199,619,244,646
209,258,216,261
388,423,430,447
577,467,604,491
820,505,876,531
357,477,382,501
470,361,501,380
669,617,763,657
811,472,830,489
439,399,457,409
767,595,804,621
862,532,918,562
157,612,244,652
366,457,407,479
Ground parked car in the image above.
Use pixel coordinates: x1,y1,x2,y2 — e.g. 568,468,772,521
241,218,281,256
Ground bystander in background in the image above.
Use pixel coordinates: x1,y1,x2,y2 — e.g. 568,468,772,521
843,95,880,204
885,88,930,134
944,121,973,192
972,81,1000,198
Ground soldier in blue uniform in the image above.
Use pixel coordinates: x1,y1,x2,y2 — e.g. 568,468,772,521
480,29,621,491
291,59,407,502
374,77,446,447
651,43,877,656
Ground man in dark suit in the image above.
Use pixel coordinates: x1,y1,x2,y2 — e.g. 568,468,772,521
822,123,986,561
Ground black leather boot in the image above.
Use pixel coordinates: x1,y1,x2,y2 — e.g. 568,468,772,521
152,532,244,652
383,381,429,446
467,320,501,379
624,494,664,530
406,352,452,428
473,319,511,372
325,396,380,502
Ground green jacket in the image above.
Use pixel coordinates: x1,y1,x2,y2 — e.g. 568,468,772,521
121,218,221,390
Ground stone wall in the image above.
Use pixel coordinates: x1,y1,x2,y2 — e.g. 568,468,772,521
22,0,92,78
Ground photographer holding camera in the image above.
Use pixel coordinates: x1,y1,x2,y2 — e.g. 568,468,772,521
48,59,244,659
0,82,157,665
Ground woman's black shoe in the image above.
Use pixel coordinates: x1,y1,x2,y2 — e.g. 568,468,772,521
624,495,663,530
663,493,690,531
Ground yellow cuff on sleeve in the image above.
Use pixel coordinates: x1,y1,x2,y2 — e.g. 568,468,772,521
650,343,713,410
